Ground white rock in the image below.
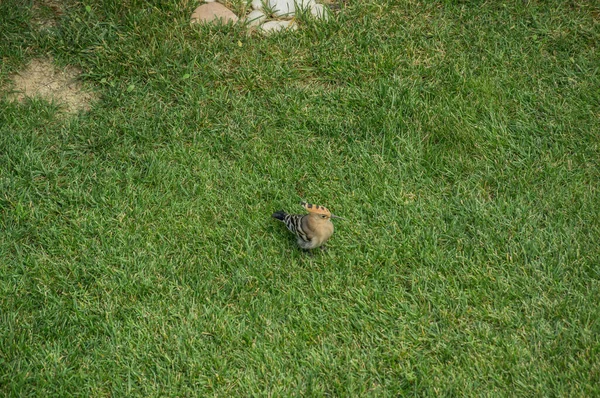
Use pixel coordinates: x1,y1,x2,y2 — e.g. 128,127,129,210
310,3,329,20
296,0,316,11
282,20,298,31
190,3,239,24
204,0,216,2
268,0,295,18
245,9,267,27
260,20,297,34
251,0,264,10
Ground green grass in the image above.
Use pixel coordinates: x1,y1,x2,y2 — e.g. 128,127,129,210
1,0,599,395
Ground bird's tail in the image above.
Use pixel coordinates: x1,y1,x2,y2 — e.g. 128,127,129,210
272,210,287,221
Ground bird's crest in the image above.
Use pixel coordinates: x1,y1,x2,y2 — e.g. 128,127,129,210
301,201,331,216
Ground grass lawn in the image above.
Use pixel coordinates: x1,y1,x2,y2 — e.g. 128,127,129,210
1,0,599,395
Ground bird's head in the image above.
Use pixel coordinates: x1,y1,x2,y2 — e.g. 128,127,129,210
301,201,344,220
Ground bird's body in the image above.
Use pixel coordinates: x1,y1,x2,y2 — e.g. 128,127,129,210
272,202,342,252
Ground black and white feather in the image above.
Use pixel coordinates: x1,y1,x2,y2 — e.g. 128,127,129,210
272,206,336,250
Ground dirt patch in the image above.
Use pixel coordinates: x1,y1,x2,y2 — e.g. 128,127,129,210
31,0,64,29
7,58,95,114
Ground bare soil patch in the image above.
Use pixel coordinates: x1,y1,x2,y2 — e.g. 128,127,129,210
31,0,64,29
7,58,95,114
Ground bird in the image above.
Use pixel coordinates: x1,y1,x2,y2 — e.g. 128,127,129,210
272,201,343,253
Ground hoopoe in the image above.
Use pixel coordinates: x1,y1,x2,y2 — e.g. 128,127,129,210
272,201,343,253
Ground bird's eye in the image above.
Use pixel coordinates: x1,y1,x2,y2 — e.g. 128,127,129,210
321,215,327,219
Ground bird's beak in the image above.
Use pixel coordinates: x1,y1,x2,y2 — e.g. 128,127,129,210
331,214,345,220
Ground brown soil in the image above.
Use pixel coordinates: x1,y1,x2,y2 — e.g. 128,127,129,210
7,58,95,114
31,0,64,29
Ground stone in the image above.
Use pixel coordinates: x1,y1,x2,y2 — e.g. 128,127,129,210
190,3,238,24
251,0,263,10
260,20,297,34
204,0,216,2
298,0,316,11
310,3,329,20
268,0,314,17
245,9,267,28
268,0,295,18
